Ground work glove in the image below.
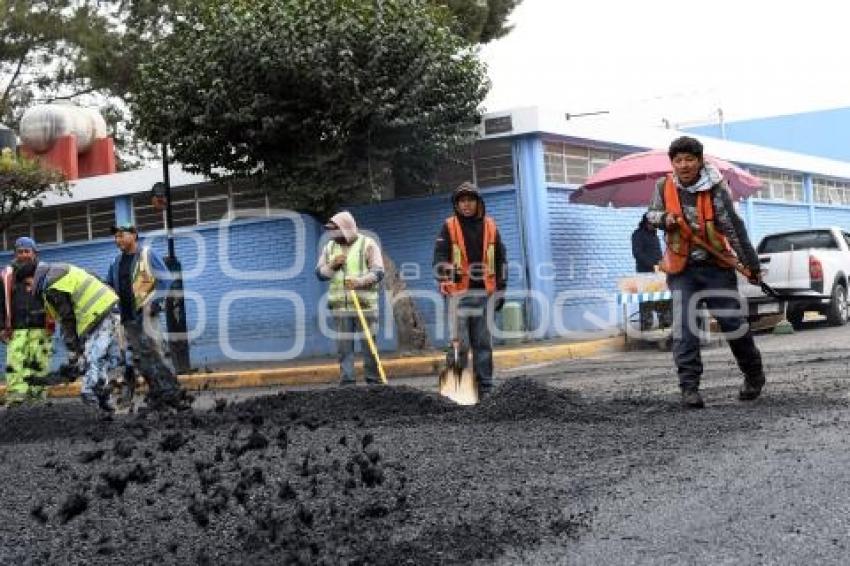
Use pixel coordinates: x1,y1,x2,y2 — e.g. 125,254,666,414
747,268,762,286
344,276,370,290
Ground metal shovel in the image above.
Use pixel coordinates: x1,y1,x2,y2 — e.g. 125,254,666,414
438,300,479,405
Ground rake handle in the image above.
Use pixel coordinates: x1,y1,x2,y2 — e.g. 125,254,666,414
672,216,778,298
348,289,387,384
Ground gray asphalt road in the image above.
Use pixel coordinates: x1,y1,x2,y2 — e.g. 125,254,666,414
187,321,850,564
491,322,850,565
3,321,849,564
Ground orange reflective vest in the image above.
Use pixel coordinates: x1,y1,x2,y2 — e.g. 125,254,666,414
659,175,734,274
440,216,498,296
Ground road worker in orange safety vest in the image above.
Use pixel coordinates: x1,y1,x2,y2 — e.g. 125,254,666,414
645,136,765,409
433,182,507,398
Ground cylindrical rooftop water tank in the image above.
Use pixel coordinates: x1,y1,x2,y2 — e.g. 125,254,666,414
0,124,15,153
19,104,107,154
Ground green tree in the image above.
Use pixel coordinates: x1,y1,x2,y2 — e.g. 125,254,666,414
0,0,111,125
131,0,489,214
2,0,518,170
434,0,521,43
0,148,70,230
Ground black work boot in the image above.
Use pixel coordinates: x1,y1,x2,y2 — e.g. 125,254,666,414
82,383,114,413
739,373,765,401
681,388,705,409
477,380,493,401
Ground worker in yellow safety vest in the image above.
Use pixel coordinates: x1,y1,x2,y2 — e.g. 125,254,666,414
17,261,120,411
316,211,385,385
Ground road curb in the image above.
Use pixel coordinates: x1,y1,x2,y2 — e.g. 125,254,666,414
0,336,624,399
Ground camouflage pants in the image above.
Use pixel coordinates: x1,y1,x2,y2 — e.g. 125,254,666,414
4,329,52,401
81,314,122,396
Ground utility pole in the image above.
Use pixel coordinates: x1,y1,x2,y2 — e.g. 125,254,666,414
156,143,191,373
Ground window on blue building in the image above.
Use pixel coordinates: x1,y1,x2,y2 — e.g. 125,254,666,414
31,207,59,245
544,141,624,185
60,205,90,242
198,184,231,222
751,169,803,202
233,184,269,216
813,178,850,205
133,196,165,233
3,221,30,250
474,140,514,187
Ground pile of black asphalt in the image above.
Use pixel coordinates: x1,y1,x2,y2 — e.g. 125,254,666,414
0,374,844,565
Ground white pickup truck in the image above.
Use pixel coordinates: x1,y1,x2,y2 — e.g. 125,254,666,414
740,227,850,329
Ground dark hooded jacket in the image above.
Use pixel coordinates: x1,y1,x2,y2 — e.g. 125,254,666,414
0,261,48,330
433,185,507,290
631,217,662,273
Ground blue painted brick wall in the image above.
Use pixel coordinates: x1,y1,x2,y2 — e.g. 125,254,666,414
748,202,812,245
546,187,644,334
8,178,847,371
0,218,328,368
154,216,327,366
812,206,850,233
349,186,524,347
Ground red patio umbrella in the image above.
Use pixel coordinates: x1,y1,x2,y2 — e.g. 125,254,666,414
569,149,763,207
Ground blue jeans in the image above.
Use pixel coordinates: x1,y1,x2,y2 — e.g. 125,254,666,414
667,265,764,391
450,294,494,392
334,313,379,384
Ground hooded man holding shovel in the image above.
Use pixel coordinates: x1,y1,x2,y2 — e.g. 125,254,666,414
646,136,765,409
433,182,507,399
316,211,385,385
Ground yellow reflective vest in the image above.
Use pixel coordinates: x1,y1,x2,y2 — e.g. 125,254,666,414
325,235,379,312
43,264,118,336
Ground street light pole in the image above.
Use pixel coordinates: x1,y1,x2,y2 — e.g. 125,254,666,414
159,143,191,373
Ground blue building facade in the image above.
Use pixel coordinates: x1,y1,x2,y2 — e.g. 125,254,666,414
6,107,850,367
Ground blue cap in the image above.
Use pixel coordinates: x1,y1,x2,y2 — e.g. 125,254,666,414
14,237,37,252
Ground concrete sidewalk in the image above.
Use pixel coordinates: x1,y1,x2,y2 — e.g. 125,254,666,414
1,335,625,399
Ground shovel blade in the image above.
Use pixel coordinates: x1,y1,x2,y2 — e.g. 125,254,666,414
438,367,479,405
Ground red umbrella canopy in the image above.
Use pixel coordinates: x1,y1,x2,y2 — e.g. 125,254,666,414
569,149,763,207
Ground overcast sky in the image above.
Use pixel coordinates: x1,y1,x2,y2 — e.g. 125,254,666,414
480,0,850,128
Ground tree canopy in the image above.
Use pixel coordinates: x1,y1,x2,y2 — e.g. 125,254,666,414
1,0,518,176
436,0,521,43
0,148,69,230
130,0,490,213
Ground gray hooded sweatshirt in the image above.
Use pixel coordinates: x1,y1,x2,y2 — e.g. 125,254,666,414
315,211,385,287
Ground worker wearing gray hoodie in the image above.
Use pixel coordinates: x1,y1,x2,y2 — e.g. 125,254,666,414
316,211,385,385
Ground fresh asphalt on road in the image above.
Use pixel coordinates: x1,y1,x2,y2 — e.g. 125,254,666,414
493,321,850,565
2,320,850,564
129,321,850,563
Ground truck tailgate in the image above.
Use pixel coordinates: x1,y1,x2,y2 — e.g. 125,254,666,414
760,249,813,292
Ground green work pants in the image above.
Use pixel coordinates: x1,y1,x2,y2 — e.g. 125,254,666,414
4,329,52,401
